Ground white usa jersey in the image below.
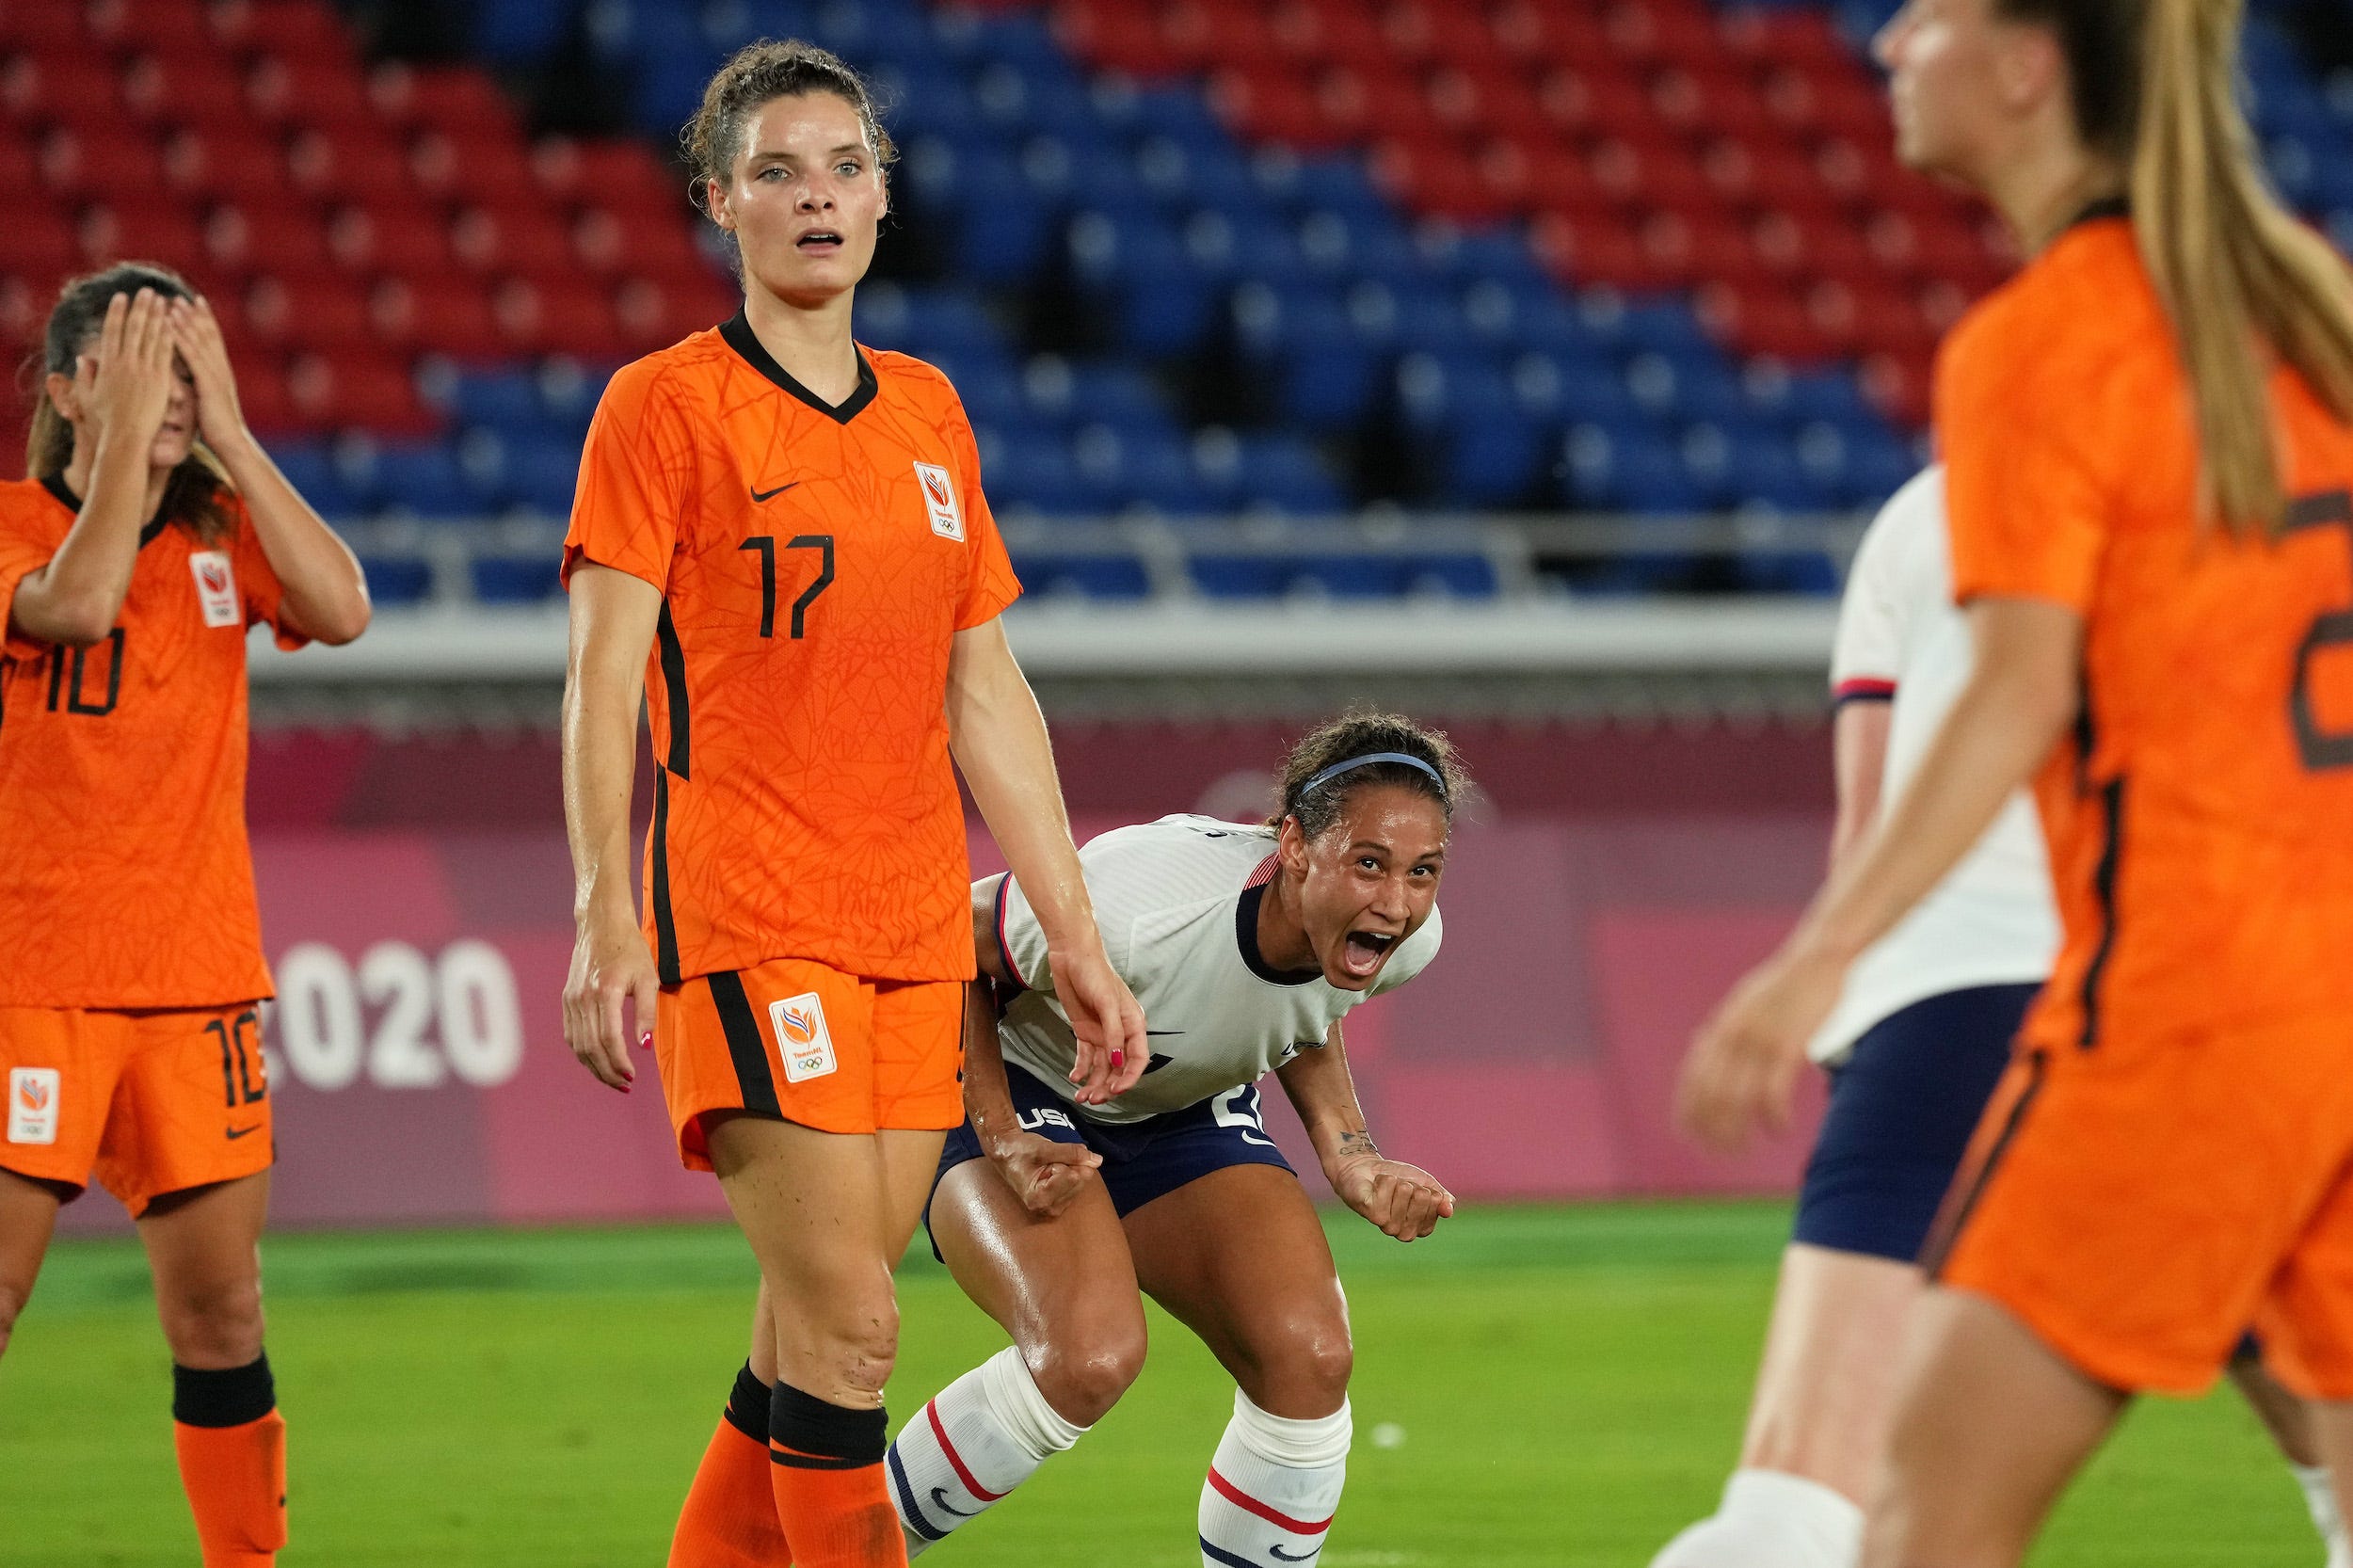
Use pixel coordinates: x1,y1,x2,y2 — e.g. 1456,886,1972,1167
1808,466,2058,1065
993,815,1443,1124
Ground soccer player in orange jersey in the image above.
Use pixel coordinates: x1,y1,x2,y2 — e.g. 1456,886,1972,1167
559,42,1146,1568
1674,0,2353,1561
0,264,371,1567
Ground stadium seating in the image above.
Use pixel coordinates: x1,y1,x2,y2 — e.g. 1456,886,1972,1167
0,0,2346,604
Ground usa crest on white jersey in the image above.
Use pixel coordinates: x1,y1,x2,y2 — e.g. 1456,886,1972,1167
189,551,239,628
913,461,964,541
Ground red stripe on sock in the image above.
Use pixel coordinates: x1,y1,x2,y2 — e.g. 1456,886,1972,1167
924,1399,1007,1503
1206,1466,1333,1534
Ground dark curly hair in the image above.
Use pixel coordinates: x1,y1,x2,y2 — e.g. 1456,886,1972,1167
682,40,896,220
25,262,234,544
1266,712,1467,842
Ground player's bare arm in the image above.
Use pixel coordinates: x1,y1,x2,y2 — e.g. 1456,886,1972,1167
8,289,174,647
946,616,1146,1106
1278,1018,1455,1242
1679,595,2084,1150
957,956,1101,1220
560,562,664,1093
168,296,369,645
1829,697,1892,872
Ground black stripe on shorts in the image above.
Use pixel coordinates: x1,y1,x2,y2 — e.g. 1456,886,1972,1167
709,971,781,1119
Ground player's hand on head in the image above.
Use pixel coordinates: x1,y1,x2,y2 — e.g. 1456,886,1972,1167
167,296,245,448
1337,1157,1455,1242
561,904,659,1093
1053,945,1147,1106
990,1133,1101,1219
1675,943,1843,1153
81,290,176,451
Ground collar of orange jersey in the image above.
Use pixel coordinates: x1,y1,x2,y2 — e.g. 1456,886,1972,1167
720,310,879,425
40,472,173,547
2062,195,2131,235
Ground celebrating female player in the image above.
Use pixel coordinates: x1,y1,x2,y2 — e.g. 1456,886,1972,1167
0,264,371,1566
1677,0,2353,1561
1659,468,2348,1567
559,41,1144,1568
882,713,1460,1568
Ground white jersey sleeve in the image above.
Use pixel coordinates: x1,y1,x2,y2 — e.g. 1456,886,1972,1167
991,815,1442,1124
1808,466,2059,1064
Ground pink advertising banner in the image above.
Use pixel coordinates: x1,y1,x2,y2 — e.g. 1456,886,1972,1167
56,810,1829,1236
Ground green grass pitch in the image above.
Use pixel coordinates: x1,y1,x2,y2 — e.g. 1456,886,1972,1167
0,1202,2324,1566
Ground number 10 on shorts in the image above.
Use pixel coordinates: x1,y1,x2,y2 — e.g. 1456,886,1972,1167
768,993,839,1082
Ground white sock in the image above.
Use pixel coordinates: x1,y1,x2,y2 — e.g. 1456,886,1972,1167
1197,1389,1351,1568
886,1347,1086,1558
1649,1468,1865,1568
2292,1464,2352,1568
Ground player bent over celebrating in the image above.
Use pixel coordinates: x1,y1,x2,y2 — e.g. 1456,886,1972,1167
886,713,1461,1568
0,264,371,1566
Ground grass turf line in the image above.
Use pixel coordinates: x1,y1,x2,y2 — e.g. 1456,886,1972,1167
0,1202,2319,1566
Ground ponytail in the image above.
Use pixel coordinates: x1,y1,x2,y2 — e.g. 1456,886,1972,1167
2128,0,2353,534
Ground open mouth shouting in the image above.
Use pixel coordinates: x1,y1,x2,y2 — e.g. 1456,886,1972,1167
1339,928,1398,981
796,227,845,255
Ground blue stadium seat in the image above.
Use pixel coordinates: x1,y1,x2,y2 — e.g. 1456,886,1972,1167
474,0,571,67
1189,554,1292,598
446,370,547,436
1295,555,1403,599
269,442,359,519
503,434,584,516
471,554,562,604
1561,425,1710,514
344,441,484,520
1011,551,1152,600
1236,436,1346,514
357,555,435,608
1405,553,1502,598
1068,211,1220,357
990,432,1089,515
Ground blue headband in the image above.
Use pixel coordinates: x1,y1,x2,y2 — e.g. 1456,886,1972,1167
1299,752,1448,801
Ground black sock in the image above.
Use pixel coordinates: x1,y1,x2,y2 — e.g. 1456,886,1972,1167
723,1360,772,1442
768,1380,887,1468
171,1352,276,1428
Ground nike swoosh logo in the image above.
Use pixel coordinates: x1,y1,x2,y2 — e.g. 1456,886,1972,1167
1144,1053,1175,1074
1144,1030,1184,1036
750,482,800,502
929,1487,978,1519
225,1124,262,1140
1270,1545,1319,1562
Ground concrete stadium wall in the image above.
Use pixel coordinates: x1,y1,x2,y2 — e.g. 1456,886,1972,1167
57,722,1833,1234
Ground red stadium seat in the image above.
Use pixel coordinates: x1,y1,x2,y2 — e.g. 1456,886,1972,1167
533,137,683,212
205,207,332,276
228,353,312,438
1051,0,1190,78
0,272,75,353
1591,137,1716,214
1490,1,1610,68
87,0,219,56
245,56,376,132
327,202,456,277
214,1,359,69
80,203,209,275
1427,68,1551,142
164,127,291,205
409,131,539,205
1170,0,1282,72
243,273,375,352
370,276,498,357
1531,208,1673,294
0,6,93,55
1477,134,1613,219
572,207,712,281
1278,2,1391,74
1751,211,1877,286
1370,138,1514,226
120,52,254,132
1704,138,1843,218
1209,69,1347,152
616,273,739,352
450,209,574,279
288,349,440,433
1316,64,1440,146
38,128,168,198
1862,349,1931,426
1653,67,1780,144
1721,8,1860,72
1535,69,1656,141
3,56,122,130
0,132,38,191
0,218,84,282
1698,280,1838,362
495,278,629,360
285,126,417,200
369,66,519,140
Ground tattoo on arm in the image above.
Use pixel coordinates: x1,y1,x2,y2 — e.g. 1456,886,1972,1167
1336,1128,1381,1164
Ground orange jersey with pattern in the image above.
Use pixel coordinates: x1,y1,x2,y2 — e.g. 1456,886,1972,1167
563,312,1021,985
1939,216,2353,1048
0,476,303,1008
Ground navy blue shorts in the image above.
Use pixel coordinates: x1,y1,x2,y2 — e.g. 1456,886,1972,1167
1793,983,2041,1264
925,1063,1295,1256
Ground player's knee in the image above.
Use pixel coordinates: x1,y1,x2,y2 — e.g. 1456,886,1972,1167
801,1295,900,1400
156,1274,264,1366
0,1278,29,1352
1265,1314,1353,1410
1029,1321,1145,1426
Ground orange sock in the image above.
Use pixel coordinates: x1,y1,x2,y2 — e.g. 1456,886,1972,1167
670,1363,791,1567
171,1356,286,1568
768,1382,904,1567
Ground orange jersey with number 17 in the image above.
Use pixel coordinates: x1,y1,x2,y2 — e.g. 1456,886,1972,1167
562,312,1022,987
1941,214,2353,1044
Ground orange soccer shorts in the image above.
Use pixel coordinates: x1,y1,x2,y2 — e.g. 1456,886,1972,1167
654,957,966,1170
1930,1010,2353,1399
0,1004,273,1217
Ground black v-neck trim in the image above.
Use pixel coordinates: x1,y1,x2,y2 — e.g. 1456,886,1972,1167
41,472,171,546
720,310,878,424
1235,884,1322,987
2065,196,2131,234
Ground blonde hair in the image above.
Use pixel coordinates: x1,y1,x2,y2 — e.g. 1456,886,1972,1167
26,263,235,544
2128,0,2353,533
